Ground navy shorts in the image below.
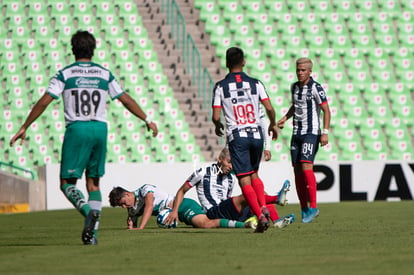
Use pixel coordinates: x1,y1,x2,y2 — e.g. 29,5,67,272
229,136,263,176
206,198,242,221
290,134,320,165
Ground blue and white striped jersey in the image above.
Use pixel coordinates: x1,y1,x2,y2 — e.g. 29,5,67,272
291,77,328,135
212,72,270,142
185,163,236,212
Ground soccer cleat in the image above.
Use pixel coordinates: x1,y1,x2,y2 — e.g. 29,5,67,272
302,208,319,223
82,210,100,245
277,180,290,206
301,207,309,223
244,216,258,229
260,206,271,220
274,213,296,228
254,214,270,233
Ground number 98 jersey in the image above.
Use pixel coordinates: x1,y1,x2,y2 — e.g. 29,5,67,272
212,72,270,141
46,61,124,125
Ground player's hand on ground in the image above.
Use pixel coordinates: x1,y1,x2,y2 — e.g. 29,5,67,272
127,217,134,229
147,122,158,137
9,128,27,147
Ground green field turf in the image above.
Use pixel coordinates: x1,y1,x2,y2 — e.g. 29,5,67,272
0,201,413,275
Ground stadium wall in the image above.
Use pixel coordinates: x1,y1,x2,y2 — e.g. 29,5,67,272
44,161,414,210
0,170,46,212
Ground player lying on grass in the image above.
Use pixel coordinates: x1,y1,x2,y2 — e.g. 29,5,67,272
109,184,250,229
164,148,296,231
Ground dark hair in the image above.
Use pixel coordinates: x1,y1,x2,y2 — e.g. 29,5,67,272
109,186,128,207
71,30,96,59
226,47,244,69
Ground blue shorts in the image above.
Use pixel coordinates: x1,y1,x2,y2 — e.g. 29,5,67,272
290,134,320,165
206,198,242,221
229,136,263,176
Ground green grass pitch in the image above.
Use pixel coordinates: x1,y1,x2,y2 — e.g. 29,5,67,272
0,201,413,275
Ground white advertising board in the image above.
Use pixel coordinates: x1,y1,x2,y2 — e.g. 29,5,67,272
45,161,414,210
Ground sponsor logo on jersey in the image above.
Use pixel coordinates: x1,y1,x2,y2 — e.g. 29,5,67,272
75,77,100,88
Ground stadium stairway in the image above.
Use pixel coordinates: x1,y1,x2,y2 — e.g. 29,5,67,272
136,0,225,160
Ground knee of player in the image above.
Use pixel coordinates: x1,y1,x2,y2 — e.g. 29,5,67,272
192,215,216,228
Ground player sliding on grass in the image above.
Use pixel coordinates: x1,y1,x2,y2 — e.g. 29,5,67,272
109,184,249,229
165,148,295,231
9,30,158,245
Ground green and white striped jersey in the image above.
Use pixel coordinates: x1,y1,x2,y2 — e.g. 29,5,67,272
47,61,124,125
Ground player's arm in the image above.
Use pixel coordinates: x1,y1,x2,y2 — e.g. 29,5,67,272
320,103,331,147
277,105,294,129
131,192,154,230
212,107,224,137
165,182,192,225
118,92,158,137
260,115,272,161
261,99,278,141
10,93,54,146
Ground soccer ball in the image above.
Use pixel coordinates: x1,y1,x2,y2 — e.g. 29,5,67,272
157,208,178,229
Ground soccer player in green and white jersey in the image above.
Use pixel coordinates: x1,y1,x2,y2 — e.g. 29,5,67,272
109,184,247,229
9,30,158,245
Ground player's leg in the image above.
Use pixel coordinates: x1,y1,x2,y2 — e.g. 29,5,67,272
82,121,107,244
300,134,320,223
59,122,92,217
179,198,245,228
264,179,290,206
60,178,91,216
82,177,101,244
291,135,309,220
229,140,263,219
191,214,245,228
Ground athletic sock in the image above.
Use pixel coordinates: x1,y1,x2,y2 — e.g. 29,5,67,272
61,183,90,217
265,194,277,204
303,169,317,208
295,172,308,209
266,204,279,222
251,178,266,207
241,185,262,218
88,190,102,237
219,219,245,228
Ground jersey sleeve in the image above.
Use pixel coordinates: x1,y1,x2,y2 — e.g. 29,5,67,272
260,115,271,150
139,184,156,198
108,74,124,100
314,83,328,105
212,83,222,108
257,81,270,102
46,71,65,99
185,167,204,188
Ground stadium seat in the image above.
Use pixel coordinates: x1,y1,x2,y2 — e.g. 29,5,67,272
333,0,353,13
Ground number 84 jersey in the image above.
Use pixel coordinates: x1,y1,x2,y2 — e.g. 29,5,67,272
46,61,124,125
212,72,269,141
